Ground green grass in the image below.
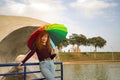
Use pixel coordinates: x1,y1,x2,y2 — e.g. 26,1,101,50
58,52,120,62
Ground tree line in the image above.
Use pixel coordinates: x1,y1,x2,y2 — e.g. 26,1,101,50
58,33,107,52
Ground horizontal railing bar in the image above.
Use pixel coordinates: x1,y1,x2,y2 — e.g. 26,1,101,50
0,63,19,67
32,76,62,80
0,62,62,67
32,77,45,80
0,69,61,76
55,69,61,71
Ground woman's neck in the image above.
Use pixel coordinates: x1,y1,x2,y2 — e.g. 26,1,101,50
42,42,46,46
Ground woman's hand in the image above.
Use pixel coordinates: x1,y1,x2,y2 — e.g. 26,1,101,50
51,48,58,55
18,61,23,66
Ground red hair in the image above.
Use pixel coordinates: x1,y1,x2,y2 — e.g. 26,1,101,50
35,30,52,52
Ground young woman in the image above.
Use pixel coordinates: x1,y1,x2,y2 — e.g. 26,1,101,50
19,30,57,80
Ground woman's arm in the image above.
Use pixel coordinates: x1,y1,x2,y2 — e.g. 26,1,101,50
50,48,58,59
21,48,36,64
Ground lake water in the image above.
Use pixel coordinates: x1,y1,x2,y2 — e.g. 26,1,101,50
63,64,120,80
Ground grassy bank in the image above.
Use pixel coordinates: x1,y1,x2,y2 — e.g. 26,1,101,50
58,52,120,62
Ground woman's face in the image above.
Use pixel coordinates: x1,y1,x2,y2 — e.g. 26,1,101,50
41,34,48,43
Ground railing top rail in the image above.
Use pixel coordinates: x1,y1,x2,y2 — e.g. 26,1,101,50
0,62,62,67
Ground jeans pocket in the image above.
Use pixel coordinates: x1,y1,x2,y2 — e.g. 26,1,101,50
40,61,47,68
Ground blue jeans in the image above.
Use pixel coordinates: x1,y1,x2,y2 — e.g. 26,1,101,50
39,59,55,80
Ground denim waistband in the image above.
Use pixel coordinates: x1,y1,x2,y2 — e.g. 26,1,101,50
40,57,51,62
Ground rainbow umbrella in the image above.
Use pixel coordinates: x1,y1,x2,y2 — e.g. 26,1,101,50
27,23,68,49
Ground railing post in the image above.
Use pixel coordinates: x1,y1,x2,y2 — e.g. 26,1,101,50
61,63,63,80
24,64,26,80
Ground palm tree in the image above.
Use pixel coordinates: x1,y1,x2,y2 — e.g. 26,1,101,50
88,36,106,58
76,34,87,52
69,34,87,52
69,34,76,45
69,34,77,52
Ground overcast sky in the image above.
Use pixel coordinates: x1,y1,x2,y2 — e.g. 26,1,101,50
0,0,120,52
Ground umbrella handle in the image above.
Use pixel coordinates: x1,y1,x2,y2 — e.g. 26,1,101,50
50,38,56,49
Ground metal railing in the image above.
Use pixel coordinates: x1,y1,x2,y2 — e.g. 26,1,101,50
0,62,63,80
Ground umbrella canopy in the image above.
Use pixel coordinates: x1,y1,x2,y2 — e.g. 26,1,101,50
27,23,68,49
